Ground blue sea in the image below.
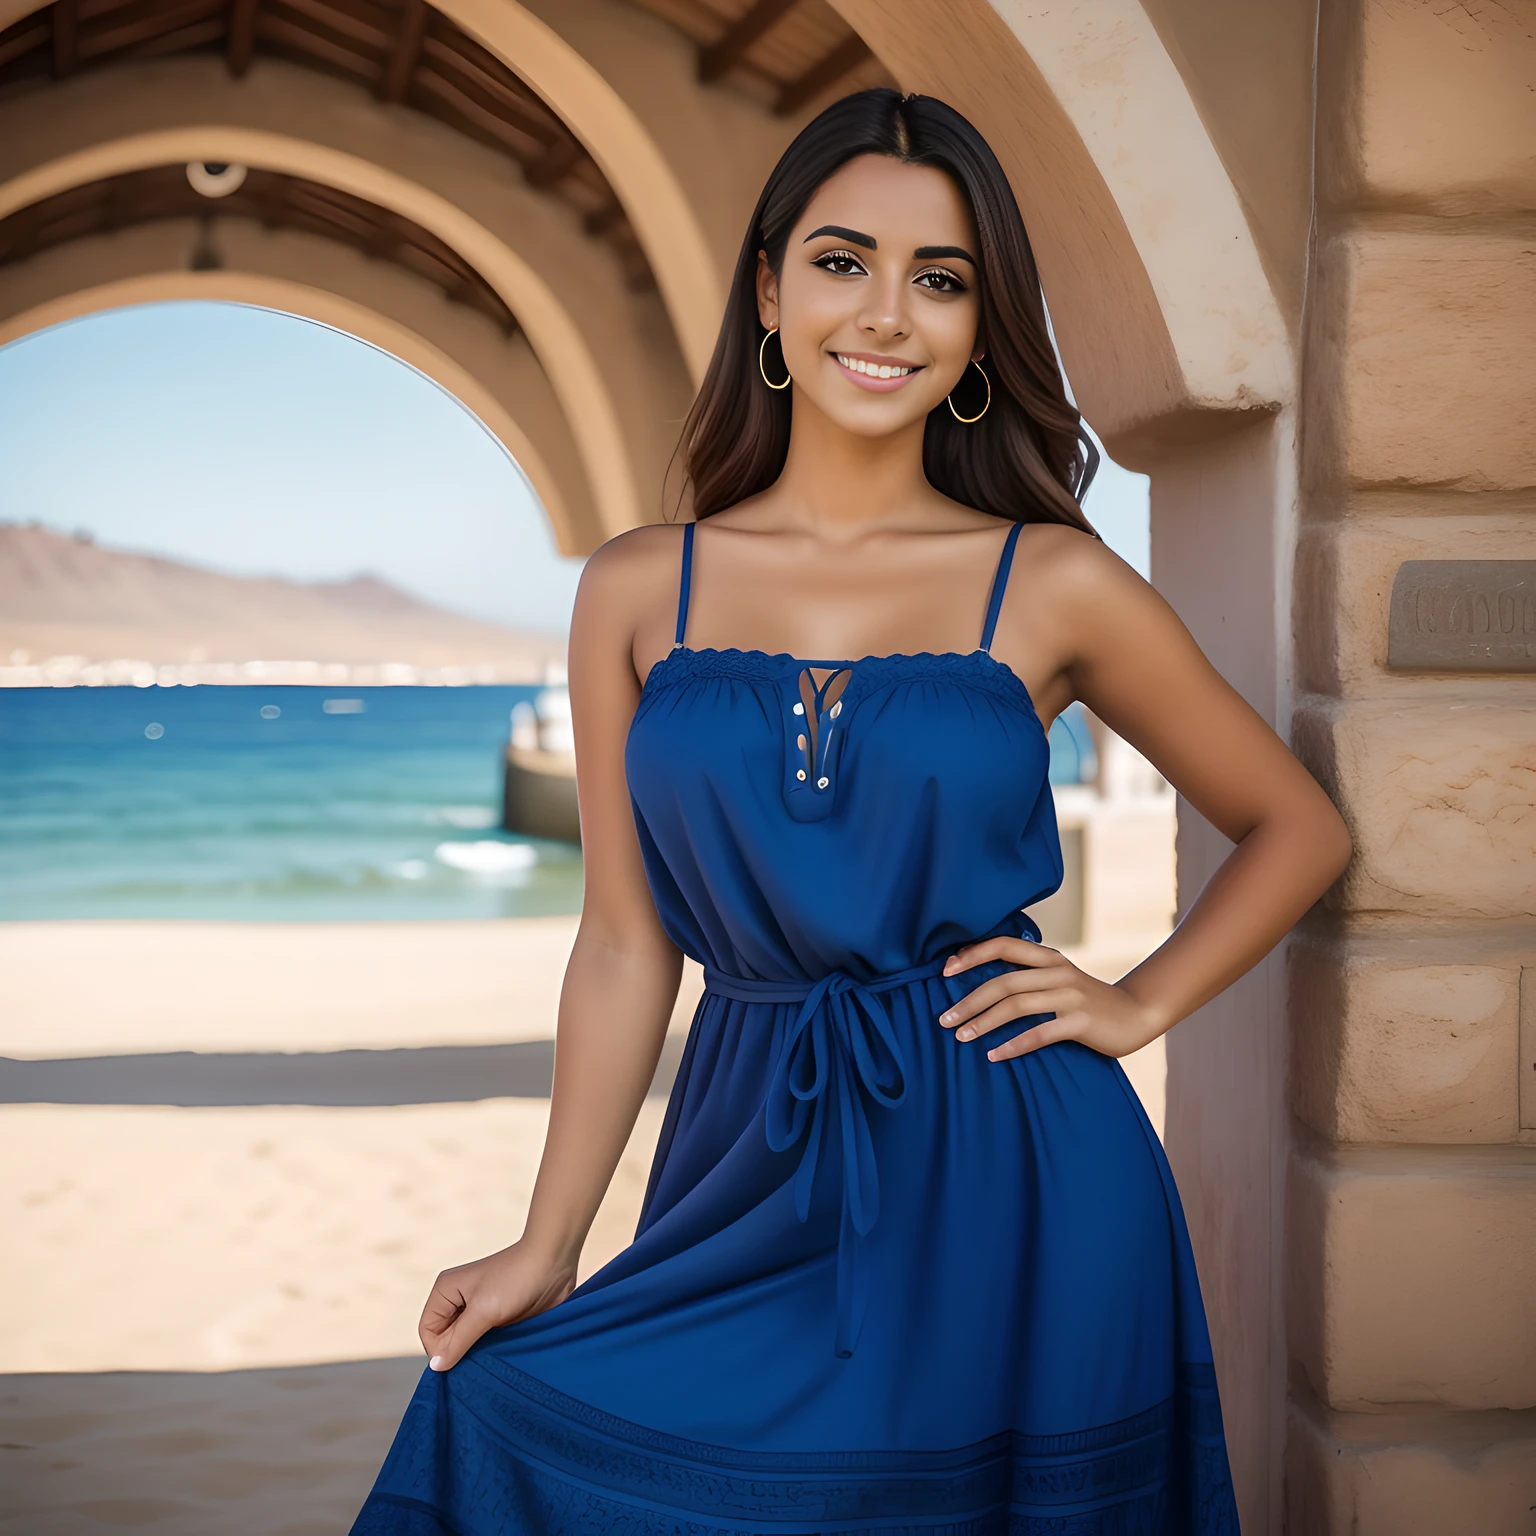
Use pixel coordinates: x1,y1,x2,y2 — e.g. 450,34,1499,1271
0,687,1095,922
0,686,582,921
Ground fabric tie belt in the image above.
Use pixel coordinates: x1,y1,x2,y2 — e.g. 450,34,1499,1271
700,951,955,1360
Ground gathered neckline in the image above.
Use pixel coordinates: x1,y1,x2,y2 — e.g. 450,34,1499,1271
641,644,1041,721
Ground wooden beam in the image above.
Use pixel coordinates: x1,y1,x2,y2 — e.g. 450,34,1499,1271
775,32,870,116
248,11,372,81
698,0,800,84
50,0,76,77
421,32,559,138
0,20,51,73
410,68,539,158
380,0,425,103
93,0,225,57
227,0,257,76
129,16,225,60
525,135,580,190
281,0,391,53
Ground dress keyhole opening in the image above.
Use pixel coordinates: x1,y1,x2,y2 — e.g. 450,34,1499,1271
796,667,852,791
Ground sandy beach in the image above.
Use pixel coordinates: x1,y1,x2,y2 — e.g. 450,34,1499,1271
2,917,1164,1531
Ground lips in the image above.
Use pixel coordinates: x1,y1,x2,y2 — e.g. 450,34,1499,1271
831,352,923,391
835,353,916,379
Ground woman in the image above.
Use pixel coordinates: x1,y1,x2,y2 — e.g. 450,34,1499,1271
352,90,1349,1533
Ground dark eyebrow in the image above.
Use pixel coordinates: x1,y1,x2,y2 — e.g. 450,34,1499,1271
914,245,976,265
802,224,877,249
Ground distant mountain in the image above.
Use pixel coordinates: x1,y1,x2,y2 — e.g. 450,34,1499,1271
0,524,565,684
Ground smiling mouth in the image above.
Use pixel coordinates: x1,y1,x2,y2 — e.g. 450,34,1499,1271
832,353,923,385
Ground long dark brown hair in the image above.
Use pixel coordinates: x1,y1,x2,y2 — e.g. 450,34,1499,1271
679,88,1099,532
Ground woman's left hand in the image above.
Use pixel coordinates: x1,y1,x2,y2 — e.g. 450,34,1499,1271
938,937,1167,1062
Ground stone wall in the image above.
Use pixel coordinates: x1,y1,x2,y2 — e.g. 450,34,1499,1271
1287,3,1536,1529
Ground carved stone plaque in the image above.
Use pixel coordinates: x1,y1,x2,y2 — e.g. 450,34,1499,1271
1387,560,1536,672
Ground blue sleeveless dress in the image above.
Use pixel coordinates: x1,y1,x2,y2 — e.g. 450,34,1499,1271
352,519,1240,1534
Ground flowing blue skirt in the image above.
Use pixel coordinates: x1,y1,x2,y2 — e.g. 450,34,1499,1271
352,963,1240,1533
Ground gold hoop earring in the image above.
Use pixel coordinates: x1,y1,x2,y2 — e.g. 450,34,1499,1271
947,358,990,423
759,327,791,391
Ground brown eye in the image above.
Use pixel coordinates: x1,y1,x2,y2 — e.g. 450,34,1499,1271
814,250,865,277
915,267,966,293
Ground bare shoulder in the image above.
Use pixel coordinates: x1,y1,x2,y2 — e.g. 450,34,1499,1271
574,522,686,629
1013,520,1144,606
580,521,685,592
1006,522,1182,687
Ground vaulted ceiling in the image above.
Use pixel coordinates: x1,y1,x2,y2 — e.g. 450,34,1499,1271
624,0,886,115
0,0,655,285
0,0,892,295
0,163,520,331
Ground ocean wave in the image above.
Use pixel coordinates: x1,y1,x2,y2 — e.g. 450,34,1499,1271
434,840,538,879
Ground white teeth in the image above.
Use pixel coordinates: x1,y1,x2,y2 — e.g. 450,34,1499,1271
836,354,912,379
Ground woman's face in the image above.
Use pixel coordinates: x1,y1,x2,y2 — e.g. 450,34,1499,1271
758,153,983,440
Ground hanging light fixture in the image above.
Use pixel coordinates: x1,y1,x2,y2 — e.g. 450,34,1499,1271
186,162,248,198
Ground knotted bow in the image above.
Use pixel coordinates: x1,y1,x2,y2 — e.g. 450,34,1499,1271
704,958,946,1357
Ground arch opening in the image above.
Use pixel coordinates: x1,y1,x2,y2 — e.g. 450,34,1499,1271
0,125,649,540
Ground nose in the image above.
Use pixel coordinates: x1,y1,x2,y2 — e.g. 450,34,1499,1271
857,269,909,343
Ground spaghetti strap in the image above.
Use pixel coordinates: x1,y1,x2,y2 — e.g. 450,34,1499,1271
673,521,695,650
978,520,1024,654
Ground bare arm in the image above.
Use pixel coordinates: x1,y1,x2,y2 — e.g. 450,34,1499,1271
941,533,1352,1059
421,529,684,1368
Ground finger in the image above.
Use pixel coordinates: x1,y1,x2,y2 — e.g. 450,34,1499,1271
942,936,1057,975
419,1280,465,1343
937,966,1077,1029
419,1312,454,1361
942,937,1059,976
951,992,1079,1042
985,1014,1085,1062
429,1303,494,1372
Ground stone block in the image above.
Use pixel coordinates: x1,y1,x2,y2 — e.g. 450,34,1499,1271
1288,1395,1536,1536
1288,1143,1536,1412
1290,944,1521,1143
1324,230,1536,491
1294,699,1536,920
1326,0,1536,216
1295,512,1536,696
1523,970,1536,1132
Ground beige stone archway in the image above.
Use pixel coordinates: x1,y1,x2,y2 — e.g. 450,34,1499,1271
0,0,726,388
427,0,725,384
0,206,603,552
0,271,582,554
0,0,1296,448
0,124,649,541
832,0,1293,450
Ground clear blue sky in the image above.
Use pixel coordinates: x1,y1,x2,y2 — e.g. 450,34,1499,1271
0,301,1148,633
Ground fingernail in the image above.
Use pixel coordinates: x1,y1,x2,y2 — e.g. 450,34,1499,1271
939,1010,954,1024
429,1356,444,1371
956,1028,973,1041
